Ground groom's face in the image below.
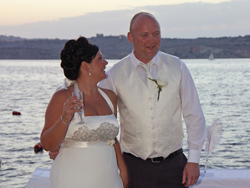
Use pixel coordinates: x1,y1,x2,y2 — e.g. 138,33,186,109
128,15,161,63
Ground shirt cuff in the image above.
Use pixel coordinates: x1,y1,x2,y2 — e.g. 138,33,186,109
187,149,201,163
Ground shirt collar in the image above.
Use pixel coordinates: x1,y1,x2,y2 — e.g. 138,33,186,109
130,50,160,68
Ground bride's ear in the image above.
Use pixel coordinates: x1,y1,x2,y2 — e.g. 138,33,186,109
81,61,90,73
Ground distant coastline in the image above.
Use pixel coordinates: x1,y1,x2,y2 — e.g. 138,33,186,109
0,34,250,59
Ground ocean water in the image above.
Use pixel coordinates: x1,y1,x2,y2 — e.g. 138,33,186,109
0,59,250,188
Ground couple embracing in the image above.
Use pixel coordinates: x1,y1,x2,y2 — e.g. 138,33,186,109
41,12,206,188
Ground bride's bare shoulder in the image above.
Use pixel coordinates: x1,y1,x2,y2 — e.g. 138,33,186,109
50,85,74,103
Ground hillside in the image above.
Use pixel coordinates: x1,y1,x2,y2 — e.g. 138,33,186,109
0,34,250,59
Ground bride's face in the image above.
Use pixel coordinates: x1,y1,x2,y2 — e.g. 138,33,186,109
89,50,108,80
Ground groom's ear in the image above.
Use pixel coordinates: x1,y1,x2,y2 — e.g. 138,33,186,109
127,32,133,44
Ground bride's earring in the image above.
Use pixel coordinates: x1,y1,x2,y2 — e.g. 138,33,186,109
88,69,91,76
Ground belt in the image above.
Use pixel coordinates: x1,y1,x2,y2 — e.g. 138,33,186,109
146,148,183,163
124,148,183,163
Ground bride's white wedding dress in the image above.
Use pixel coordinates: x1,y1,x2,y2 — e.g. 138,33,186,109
49,83,123,188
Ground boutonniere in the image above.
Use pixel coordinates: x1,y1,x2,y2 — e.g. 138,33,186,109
148,78,168,101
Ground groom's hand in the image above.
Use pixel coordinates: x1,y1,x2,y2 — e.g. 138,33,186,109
49,147,60,160
182,162,200,187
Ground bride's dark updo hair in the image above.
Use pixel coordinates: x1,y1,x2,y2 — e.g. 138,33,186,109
60,36,99,80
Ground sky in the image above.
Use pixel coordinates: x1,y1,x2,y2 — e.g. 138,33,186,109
0,0,249,39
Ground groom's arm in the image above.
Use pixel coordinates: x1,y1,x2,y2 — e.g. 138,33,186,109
114,138,128,187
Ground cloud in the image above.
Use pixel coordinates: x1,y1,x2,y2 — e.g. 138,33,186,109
155,1,250,38
0,0,249,39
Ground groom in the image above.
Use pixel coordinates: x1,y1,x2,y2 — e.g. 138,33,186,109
98,12,206,188
50,12,206,188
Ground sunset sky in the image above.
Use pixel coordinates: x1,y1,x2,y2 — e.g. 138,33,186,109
0,0,249,39
1,0,232,25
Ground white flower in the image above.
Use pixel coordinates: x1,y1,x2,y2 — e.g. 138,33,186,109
148,78,168,101
157,79,168,87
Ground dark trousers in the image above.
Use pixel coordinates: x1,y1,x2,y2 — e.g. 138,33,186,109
123,151,187,188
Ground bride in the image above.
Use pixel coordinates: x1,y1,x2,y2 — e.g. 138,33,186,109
40,36,128,188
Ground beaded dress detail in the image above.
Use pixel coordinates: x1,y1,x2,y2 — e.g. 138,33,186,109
72,122,119,145
49,82,123,188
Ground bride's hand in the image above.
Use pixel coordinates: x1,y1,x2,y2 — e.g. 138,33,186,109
61,96,82,123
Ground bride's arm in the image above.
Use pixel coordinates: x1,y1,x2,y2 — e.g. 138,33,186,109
40,89,80,151
114,138,128,187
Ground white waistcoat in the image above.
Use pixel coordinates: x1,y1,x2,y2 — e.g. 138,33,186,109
110,52,184,160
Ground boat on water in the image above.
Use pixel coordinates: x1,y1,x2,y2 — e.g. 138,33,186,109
209,53,214,60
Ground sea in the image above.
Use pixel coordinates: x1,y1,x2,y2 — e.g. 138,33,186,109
0,59,250,188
